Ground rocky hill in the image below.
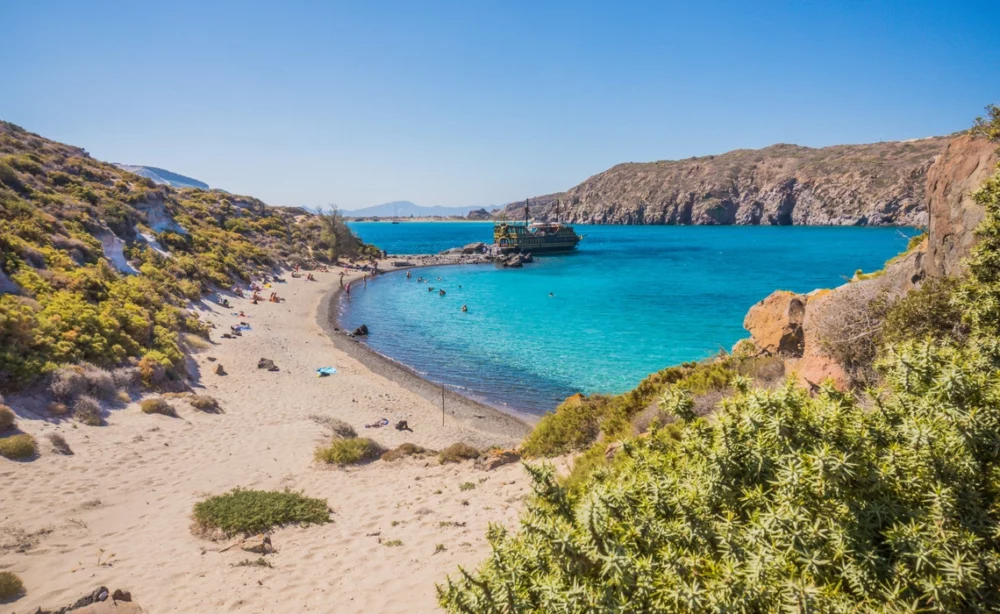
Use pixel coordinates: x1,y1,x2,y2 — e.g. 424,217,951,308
502,136,953,226
113,164,209,190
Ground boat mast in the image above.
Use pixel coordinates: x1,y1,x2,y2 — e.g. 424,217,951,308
524,199,529,225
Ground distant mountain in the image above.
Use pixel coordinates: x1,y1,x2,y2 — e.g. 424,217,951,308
342,200,499,218
114,164,209,190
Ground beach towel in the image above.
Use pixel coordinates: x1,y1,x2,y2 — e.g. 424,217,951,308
365,418,390,429
316,367,337,377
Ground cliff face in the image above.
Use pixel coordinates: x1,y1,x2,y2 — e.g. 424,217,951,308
924,134,1000,276
742,132,998,388
504,136,952,226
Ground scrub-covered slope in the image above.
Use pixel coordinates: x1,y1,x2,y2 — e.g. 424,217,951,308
0,120,374,391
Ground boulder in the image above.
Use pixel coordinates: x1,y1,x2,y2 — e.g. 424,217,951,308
743,291,808,356
461,242,486,254
352,324,369,336
112,589,132,602
241,534,274,555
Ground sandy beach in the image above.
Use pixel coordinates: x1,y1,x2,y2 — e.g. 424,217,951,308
0,264,535,614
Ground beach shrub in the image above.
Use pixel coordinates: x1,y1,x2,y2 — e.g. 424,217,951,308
382,442,432,462
140,397,176,417
189,395,220,412
82,364,117,400
0,571,24,601
49,365,87,402
521,394,602,458
882,276,966,345
47,401,70,417
438,443,480,464
73,394,102,426
47,433,72,455
458,482,475,492
192,488,330,537
111,366,139,389
0,434,37,460
440,347,1000,612
314,437,384,465
0,405,14,431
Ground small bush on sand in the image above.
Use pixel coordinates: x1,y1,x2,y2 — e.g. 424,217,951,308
0,571,25,601
0,434,37,460
47,433,72,455
0,406,15,431
140,397,176,417
438,443,480,464
383,539,403,547
189,395,221,412
382,443,433,462
183,332,211,351
308,414,357,438
192,488,329,537
138,355,166,388
49,365,87,401
459,482,476,491
73,395,102,426
314,437,384,465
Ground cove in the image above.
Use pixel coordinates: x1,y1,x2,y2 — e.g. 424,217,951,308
342,223,915,415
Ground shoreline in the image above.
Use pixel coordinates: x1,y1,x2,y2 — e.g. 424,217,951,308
318,258,538,434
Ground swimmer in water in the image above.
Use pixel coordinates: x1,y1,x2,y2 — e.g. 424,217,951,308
439,289,446,296
428,287,434,292
549,292,554,297
461,304,468,312
406,271,411,279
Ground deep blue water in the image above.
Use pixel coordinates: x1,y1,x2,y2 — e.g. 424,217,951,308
343,222,915,415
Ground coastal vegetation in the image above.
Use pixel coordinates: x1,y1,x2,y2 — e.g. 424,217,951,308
192,488,330,537
314,437,385,465
0,571,24,601
382,442,433,462
139,397,176,417
438,443,480,464
440,112,1000,612
0,433,37,460
0,120,375,394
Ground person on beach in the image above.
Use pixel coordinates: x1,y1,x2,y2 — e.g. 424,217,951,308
339,272,345,288
363,274,368,287
345,282,351,296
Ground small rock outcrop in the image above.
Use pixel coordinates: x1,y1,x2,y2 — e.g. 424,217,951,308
351,324,369,336
743,291,808,356
476,449,520,471
462,242,487,254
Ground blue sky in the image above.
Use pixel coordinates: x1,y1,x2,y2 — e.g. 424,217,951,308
2,1,998,210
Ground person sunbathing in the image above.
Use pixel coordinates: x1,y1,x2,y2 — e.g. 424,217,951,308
307,273,315,281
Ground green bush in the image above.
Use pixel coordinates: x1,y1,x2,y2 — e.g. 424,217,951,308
0,434,37,460
140,397,176,416
314,437,384,465
438,443,480,464
0,405,14,431
441,345,1000,611
883,276,966,344
520,394,601,458
0,571,24,601
192,488,330,537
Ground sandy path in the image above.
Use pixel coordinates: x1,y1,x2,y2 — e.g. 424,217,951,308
0,268,535,613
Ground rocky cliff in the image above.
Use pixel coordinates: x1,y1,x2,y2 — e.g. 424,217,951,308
503,136,953,226
742,131,998,388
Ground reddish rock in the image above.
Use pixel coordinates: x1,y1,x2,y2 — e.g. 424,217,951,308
925,134,1000,277
743,291,808,357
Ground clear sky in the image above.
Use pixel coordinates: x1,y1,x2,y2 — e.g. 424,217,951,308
2,1,998,210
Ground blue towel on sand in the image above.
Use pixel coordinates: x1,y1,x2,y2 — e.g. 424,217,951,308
316,367,337,377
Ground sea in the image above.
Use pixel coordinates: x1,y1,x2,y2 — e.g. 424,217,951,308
341,222,915,415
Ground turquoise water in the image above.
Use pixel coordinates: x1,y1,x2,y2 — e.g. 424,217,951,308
342,223,915,415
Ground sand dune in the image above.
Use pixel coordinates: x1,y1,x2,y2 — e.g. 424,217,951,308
0,267,535,613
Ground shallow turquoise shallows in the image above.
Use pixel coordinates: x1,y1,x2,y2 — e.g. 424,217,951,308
342,222,915,415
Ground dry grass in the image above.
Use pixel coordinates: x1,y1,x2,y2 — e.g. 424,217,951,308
140,397,176,417
0,434,37,460
183,332,212,351
111,366,140,389
438,443,480,464
308,414,357,439
73,395,102,426
47,433,72,455
81,365,116,400
47,401,70,417
189,395,221,413
49,365,87,402
381,443,434,462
